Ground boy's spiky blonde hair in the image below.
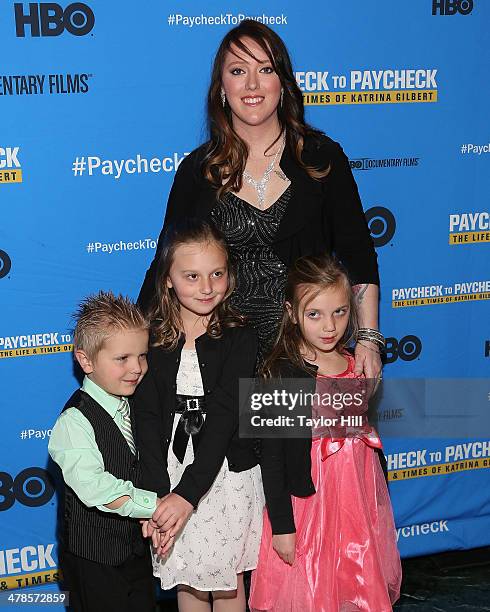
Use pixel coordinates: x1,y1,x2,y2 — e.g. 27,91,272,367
73,290,149,360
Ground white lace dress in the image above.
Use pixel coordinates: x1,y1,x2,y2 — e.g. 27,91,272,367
152,349,265,591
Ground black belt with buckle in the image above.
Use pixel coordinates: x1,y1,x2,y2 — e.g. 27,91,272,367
172,395,206,463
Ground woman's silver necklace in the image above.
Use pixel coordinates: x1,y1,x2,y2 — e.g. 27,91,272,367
243,135,285,209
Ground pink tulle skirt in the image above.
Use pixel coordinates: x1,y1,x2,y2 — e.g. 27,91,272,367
249,435,402,612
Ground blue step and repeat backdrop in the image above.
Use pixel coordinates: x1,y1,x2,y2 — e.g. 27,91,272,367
1,0,489,605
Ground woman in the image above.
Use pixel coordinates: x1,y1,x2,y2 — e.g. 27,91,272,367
139,19,382,377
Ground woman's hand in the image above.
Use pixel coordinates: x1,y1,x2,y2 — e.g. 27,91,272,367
272,533,296,565
354,342,382,379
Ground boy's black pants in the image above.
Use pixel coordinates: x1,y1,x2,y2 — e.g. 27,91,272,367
61,548,155,612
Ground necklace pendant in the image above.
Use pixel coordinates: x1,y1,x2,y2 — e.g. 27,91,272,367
242,131,286,209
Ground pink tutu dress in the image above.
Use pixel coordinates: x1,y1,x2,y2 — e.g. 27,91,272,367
250,355,401,612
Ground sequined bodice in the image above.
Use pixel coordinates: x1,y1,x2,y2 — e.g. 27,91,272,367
210,187,291,357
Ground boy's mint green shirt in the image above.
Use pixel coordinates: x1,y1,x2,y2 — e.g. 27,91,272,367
48,376,157,519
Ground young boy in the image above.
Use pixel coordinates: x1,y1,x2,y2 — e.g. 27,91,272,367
49,291,163,611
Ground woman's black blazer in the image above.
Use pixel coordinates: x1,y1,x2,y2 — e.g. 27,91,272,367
134,326,258,508
138,133,379,311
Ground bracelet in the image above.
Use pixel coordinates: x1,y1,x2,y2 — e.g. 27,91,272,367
357,327,384,340
356,328,385,351
356,336,384,351
357,328,384,343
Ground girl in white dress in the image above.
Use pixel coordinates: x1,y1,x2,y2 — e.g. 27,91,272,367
142,218,264,612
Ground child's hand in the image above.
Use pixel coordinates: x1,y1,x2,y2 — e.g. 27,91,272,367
140,519,152,538
152,493,193,536
140,519,161,549
156,529,176,557
272,533,296,565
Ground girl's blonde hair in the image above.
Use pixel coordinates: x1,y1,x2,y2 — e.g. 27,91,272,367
149,218,245,349
262,255,358,377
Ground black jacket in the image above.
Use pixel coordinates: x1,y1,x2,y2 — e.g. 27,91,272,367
138,133,378,311
260,360,318,536
134,325,258,508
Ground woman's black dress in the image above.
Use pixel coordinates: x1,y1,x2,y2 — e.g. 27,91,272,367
210,186,291,359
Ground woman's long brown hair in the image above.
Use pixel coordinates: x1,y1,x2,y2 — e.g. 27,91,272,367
149,218,245,350
204,19,330,198
261,255,359,378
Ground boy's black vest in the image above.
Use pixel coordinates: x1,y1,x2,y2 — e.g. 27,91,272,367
61,389,147,565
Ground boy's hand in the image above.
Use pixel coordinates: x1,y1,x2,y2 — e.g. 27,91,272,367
141,519,152,538
152,493,193,536
272,533,296,565
141,498,167,549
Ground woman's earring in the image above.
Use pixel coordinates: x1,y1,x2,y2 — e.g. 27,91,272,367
280,88,284,107
221,89,226,107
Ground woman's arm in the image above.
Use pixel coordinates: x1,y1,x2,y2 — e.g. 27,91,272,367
137,151,201,311
323,140,379,287
321,139,381,377
353,283,382,378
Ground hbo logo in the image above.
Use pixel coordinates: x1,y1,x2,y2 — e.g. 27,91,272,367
14,3,95,37
384,335,422,364
432,0,473,15
0,468,55,511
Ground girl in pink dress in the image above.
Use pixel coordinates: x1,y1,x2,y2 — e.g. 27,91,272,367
249,255,401,612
